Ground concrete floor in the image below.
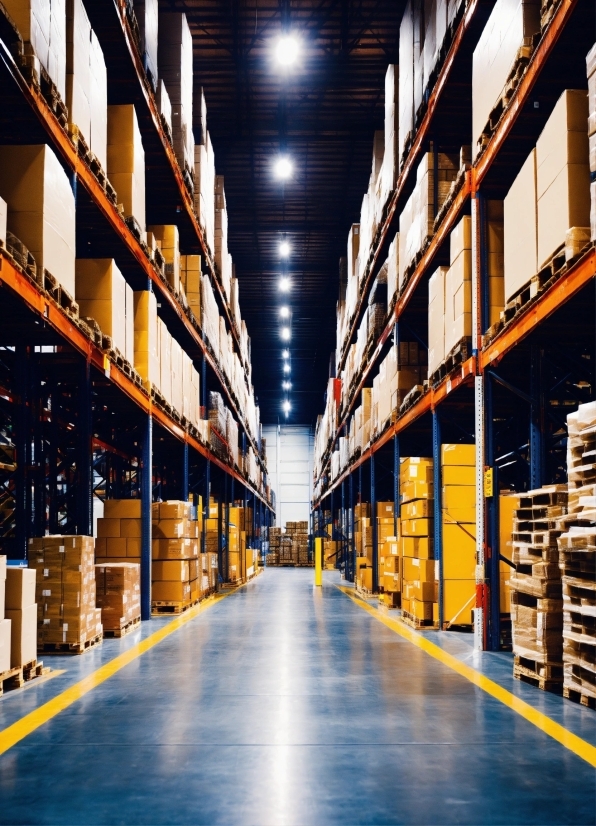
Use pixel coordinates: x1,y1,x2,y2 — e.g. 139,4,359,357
0,569,594,825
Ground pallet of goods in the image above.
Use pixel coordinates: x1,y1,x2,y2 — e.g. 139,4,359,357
29,535,103,654
510,485,568,692
558,400,596,707
153,500,201,613
95,563,141,637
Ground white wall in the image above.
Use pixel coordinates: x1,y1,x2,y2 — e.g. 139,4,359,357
263,425,314,527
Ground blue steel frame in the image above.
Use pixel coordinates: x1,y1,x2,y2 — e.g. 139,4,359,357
432,410,443,627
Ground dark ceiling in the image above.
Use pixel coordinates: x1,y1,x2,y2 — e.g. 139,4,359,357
171,0,403,426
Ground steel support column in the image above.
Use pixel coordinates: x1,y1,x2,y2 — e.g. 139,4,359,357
76,359,93,537
371,452,378,593
432,410,443,627
348,471,354,582
202,458,210,556
393,434,400,542
141,414,152,621
341,479,346,574
224,474,229,582
182,442,189,502
486,373,500,650
14,346,29,560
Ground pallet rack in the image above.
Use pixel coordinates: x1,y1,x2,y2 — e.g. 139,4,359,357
312,0,596,651
0,2,274,620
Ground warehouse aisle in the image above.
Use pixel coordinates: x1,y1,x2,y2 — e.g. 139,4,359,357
0,569,594,825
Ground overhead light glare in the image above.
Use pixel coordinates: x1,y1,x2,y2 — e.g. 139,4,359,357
283,363,291,374
282,349,290,359
274,156,293,180
275,35,300,67
279,306,290,319
279,241,291,258
282,381,292,390
280,327,291,341
282,400,291,414
279,277,291,292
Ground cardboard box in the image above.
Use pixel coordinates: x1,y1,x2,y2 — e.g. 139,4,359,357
376,501,394,518
103,500,142,519
152,538,194,560
401,536,433,559
428,266,447,375
441,444,475,466
152,560,190,581
407,599,433,621
5,568,36,610
445,249,472,356
442,465,475,485
401,518,433,537
402,457,433,481
443,579,476,625
0,144,76,296
404,579,435,602
97,518,121,538
442,523,476,579
152,580,191,602
0,617,11,672
359,567,373,591
76,259,127,355
383,573,400,593
107,104,146,230
133,290,160,389
403,557,435,582
402,499,432,519
401,479,433,503
504,149,537,302
6,604,37,666
536,89,590,268
443,507,476,524
442,486,476,510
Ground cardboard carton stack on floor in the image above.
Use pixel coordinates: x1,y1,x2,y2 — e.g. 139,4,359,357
323,537,337,570
204,499,221,588
400,457,437,624
227,506,245,583
287,521,309,565
153,501,200,606
267,527,281,565
29,535,102,649
441,444,476,627
0,143,76,297
589,45,596,242
510,485,568,689
0,556,9,672
95,500,142,565
95,563,140,633
379,535,400,608
5,568,37,668
557,401,596,701
354,502,372,590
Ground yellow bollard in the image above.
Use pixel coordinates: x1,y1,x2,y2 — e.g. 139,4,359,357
314,537,322,586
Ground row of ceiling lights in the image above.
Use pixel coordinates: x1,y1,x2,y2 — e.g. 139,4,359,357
272,35,300,418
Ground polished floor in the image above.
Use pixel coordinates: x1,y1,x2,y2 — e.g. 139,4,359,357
0,569,594,825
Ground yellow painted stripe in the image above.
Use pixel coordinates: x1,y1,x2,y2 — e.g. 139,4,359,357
0,593,230,756
337,585,596,767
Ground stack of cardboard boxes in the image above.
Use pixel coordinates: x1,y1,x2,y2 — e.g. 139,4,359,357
5,568,37,668
107,104,146,234
510,485,568,689
181,254,201,319
134,0,159,88
76,259,133,364
29,535,102,649
267,527,281,565
158,11,194,179
504,89,590,304
378,503,400,607
0,556,9,673
152,501,200,607
95,500,142,565
441,444,476,627
287,521,309,565
0,144,76,297
354,502,372,589
148,224,180,293
400,457,437,624
5,0,67,100
95,563,141,634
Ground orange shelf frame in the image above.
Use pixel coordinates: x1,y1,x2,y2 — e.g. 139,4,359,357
0,252,272,508
481,247,596,369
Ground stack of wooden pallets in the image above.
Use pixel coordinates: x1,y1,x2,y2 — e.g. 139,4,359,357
510,485,568,692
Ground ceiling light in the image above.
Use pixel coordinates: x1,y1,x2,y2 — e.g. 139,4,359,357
279,306,290,319
282,349,290,359
275,35,300,67
279,241,291,257
280,327,291,341
279,277,291,292
274,156,293,180
282,400,291,414
283,363,291,374
282,381,292,390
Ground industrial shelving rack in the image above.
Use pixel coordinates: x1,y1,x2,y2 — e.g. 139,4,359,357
0,0,274,620
312,0,596,650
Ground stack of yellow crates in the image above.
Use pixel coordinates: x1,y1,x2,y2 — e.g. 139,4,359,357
152,501,200,608
441,444,476,627
204,499,221,589
29,535,102,650
380,536,400,607
95,500,142,564
400,457,437,625
227,506,245,583
354,502,372,590
95,563,141,635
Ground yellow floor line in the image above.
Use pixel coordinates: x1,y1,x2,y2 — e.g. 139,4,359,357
337,585,596,767
0,592,231,756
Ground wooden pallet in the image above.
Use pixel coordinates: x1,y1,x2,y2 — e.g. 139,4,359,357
103,616,141,639
0,659,49,694
39,632,103,655
541,0,563,30
400,610,439,630
513,655,563,693
151,598,198,615
39,66,68,127
563,685,596,709
42,269,79,320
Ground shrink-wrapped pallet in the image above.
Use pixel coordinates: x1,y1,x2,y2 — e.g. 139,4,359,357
5,0,66,99
158,11,194,177
76,259,127,356
133,0,158,88
107,105,146,232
